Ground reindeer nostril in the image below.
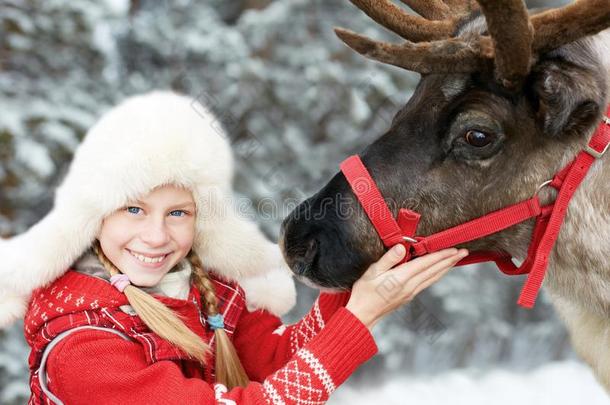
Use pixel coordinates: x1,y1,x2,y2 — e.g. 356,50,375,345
304,238,318,263
292,238,319,276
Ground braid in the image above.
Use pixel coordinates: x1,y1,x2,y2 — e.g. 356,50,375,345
92,242,210,363
189,251,250,389
190,254,219,316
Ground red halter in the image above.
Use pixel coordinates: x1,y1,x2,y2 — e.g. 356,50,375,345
340,108,610,309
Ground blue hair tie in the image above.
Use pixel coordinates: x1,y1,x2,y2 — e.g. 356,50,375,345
207,314,225,331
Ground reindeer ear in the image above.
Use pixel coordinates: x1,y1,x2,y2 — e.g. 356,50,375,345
530,58,603,138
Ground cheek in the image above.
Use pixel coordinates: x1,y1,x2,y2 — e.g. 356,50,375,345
98,217,134,251
173,223,196,252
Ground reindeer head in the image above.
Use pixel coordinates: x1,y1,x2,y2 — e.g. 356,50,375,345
280,0,610,289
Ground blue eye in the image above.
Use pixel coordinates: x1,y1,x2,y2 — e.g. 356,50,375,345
127,207,142,215
169,210,187,217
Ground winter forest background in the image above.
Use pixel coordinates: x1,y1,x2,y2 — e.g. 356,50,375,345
0,0,608,404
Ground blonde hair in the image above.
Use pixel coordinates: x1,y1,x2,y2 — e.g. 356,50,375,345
189,251,250,388
93,243,249,388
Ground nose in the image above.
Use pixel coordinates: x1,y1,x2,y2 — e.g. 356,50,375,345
140,219,171,247
280,200,321,276
281,226,319,276
290,237,319,276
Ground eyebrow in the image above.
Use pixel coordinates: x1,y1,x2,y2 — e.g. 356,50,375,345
168,202,196,210
134,200,196,210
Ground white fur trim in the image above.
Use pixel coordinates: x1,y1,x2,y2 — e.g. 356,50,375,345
0,91,296,328
0,292,28,329
240,266,297,317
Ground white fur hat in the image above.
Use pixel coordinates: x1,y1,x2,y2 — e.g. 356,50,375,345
0,91,296,328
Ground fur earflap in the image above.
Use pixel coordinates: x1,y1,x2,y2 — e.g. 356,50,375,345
0,91,296,328
239,267,297,316
0,293,29,329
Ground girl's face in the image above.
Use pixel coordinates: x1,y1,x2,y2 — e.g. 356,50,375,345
97,184,197,287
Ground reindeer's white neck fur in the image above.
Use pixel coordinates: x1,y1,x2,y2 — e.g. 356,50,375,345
545,29,610,317
593,29,610,79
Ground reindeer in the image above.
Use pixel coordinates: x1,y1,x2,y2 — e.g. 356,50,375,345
280,0,610,391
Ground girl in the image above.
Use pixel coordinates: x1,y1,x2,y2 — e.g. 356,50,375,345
1,92,467,404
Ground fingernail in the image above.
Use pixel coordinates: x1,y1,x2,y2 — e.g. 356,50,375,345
393,244,406,255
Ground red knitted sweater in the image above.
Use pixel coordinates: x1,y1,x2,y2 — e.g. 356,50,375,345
24,270,377,404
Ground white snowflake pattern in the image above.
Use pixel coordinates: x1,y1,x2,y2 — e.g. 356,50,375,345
214,384,237,405
273,325,288,336
290,309,321,354
267,359,325,405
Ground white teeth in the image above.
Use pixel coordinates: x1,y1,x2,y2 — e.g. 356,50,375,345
130,251,166,264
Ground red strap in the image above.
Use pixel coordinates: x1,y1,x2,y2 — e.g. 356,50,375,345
397,209,420,238
518,113,610,307
587,117,610,155
410,198,541,257
517,119,610,307
340,156,405,247
397,209,421,263
340,108,610,309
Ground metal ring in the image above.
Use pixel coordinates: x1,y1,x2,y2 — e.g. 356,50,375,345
535,179,552,196
402,236,417,243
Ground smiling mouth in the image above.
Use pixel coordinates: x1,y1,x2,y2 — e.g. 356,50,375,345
127,249,171,264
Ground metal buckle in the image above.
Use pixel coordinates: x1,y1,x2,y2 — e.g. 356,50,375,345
585,141,609,159
402,236,417,243
583,115,609,158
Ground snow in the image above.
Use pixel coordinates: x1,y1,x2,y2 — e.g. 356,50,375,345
330,361,608,405
15,138,55,178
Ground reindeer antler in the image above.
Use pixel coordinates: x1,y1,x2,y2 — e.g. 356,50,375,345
532,0,610,52
333,28,494,74
337,0,610,89
403,0,480,20
400,0,451,20
346,0,480,42
477,0,533,88
345,0,454,42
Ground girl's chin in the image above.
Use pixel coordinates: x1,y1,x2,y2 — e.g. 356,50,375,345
128,275,164,288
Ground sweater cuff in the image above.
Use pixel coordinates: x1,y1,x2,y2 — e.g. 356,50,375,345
302,306,377,388
317,291,351,323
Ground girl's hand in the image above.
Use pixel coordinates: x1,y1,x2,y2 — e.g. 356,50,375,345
346,244,468,330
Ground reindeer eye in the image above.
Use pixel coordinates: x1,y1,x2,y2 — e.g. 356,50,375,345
464,130,493,147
